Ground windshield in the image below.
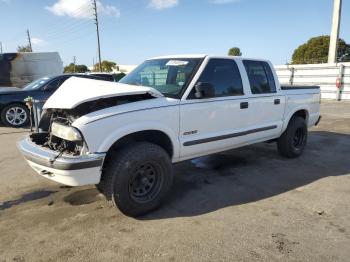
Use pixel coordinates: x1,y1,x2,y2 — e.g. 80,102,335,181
119,58,202,97
23,76,53,90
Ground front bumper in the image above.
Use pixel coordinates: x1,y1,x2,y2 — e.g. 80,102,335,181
17,137,106,186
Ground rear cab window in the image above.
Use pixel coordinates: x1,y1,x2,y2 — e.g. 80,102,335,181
243,60,276,94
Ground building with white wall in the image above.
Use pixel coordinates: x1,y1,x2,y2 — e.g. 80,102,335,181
113,64,137,74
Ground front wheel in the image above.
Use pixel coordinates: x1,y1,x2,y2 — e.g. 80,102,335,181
1,103,29,127
277,116,308,158
98,142,173,217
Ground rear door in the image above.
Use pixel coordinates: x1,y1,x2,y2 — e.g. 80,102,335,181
241,60,285,139
179,58,252,160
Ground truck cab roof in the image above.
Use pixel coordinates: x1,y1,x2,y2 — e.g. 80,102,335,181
148,54,271,64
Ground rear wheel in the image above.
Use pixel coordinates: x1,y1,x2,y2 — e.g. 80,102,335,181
1,103,29,127
277,116,307,158
98,142,173,217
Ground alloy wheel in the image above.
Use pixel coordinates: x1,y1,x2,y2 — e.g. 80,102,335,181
5,106,28,126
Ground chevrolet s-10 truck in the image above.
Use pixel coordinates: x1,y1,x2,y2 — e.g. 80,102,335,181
18,55,321,216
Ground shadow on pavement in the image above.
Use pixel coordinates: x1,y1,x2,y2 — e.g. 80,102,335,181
0,190,57,211
141,131,350,220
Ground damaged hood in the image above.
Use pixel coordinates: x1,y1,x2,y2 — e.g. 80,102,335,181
44,77,163,109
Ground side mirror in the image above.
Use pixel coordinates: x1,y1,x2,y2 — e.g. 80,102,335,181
194,82,215,99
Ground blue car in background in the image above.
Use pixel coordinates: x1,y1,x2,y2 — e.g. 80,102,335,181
0,74,112,127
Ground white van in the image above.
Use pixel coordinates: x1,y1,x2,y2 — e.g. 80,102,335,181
0,52,63,87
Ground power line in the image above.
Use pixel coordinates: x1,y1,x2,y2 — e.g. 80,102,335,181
0,1,143,62
50,30,95,47
2,1,142,54
44,22,93,42
43,5,94,35
92,0,102,72
44,18,93,39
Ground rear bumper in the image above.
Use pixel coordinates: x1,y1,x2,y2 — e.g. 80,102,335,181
17,137,105,186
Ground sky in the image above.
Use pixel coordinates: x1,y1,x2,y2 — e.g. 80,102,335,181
0,0,349,67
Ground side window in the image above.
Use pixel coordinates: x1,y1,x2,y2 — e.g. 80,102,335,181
243,60,276,94
44,78,62,91
193,58,243,98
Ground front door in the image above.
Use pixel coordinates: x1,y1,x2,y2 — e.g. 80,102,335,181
179,58,251,160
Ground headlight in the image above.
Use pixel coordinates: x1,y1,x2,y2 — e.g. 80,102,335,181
51,122,82,141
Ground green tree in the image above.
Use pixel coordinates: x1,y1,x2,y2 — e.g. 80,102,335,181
17,45,32,52
228,47,242,56
64,63,88,73
93,60,117,72
339,46,350,62
292,35,350,64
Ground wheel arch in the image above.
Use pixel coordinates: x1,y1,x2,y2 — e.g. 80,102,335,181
100,126,178,161
1,101,28,110
282,108,309,133
107,129,174,156
100,129,175,178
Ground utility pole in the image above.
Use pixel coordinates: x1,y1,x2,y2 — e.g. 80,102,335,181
27,29,33,52
73,56,76,73
0,42,3,53
92,0,102,72
328,0,342,63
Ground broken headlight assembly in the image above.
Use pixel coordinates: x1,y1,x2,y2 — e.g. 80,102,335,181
51,121,82,142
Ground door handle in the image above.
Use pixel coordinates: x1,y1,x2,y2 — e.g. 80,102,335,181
240,102,249,109
274,99,280,105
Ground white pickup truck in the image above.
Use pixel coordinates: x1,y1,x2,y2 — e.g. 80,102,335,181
18,55,321,216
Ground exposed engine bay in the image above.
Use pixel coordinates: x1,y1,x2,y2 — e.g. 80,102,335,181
30,94,155,156
30,131,84,156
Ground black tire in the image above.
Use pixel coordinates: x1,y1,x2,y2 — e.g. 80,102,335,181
277,116,308,158
1,103,29,127
98,142,173,217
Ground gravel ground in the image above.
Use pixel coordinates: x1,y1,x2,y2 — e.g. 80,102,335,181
0,101,349,262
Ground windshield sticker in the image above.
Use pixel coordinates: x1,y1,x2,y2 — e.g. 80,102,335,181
166,60,189,67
